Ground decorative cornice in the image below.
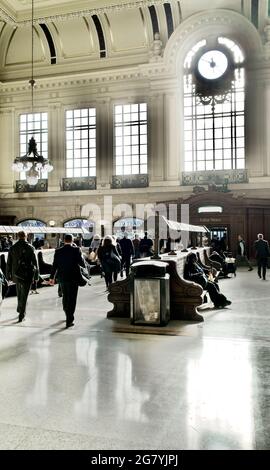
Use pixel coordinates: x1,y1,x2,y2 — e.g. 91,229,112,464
0,1,166,26
0,65,152,94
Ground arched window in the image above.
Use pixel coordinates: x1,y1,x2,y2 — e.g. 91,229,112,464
183,37,245,172
113,217,144,238
63,218,94,244
17,219,46,228
17,219,47,240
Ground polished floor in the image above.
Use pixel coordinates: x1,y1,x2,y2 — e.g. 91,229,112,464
0,268,269,450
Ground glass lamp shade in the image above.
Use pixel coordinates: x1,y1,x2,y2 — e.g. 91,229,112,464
42,162,53,173
12,162,21,171
26,175,39,186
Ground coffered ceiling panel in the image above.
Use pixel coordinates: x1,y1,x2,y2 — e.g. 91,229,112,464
51,18,97,59
5,26,46,65
104,9,150,53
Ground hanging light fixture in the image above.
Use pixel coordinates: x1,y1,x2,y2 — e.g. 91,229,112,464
11,0,53,186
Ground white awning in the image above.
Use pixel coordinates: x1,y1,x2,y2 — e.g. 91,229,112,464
162,217,209,233
0,225,87,234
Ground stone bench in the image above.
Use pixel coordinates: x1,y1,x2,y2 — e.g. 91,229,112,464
107,248,211,323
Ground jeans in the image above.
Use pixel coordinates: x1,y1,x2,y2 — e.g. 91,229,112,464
16,281,32,315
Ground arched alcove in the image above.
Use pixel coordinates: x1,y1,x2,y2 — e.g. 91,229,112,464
113,217,144,238
63,218,95,246
163,9,263,77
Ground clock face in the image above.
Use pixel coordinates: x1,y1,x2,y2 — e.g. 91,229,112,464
197,50,228,80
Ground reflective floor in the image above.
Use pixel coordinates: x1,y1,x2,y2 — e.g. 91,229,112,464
0,268,269,450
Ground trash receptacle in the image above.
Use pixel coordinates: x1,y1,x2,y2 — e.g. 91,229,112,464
130,261,170,326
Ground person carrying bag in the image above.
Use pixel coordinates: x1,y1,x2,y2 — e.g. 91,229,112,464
6,231,38,322
97,236,121,289
49,234,88,328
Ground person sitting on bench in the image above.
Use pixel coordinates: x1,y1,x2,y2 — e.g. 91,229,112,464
184,252,232,309
209,250,234,277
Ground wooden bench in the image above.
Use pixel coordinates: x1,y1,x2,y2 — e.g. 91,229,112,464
107,248,212,323
203,249,222,272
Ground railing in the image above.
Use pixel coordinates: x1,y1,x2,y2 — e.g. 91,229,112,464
61,177,96,191
15,179,48,193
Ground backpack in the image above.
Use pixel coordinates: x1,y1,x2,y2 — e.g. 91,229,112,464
15,250,36,283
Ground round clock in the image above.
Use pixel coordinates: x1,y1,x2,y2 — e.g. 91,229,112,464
197,50,228,80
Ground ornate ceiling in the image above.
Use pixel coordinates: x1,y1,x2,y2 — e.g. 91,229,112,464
0,0,166,24
0,0,265,82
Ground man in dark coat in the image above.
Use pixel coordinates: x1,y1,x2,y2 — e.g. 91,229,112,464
254,233,270,280
6,230,38,322
119,232,134,276
49,233,86,328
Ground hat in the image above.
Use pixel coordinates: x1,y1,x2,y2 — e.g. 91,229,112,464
94,234,101,240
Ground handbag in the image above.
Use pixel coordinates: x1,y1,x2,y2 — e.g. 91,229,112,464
107,253,121,272
88,251,97,262
77,265,90,287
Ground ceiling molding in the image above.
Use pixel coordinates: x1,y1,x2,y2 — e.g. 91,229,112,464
0,7,16,23
0,59,175,96
0,0,167,26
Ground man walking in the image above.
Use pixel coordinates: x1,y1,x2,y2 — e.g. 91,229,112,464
236,235,253,271
119,232,134,276
49,233,86,328
254,233,270,281
6,231,38,322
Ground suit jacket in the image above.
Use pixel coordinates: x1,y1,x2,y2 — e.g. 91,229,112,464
237,240,247,256
119,238,134,258
254,239,270,259
6,239,38,283
50,244,85,283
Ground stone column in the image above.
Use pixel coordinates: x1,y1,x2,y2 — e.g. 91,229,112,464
164,92,180,185
0,108,15,193
48,101,64,191
96,97,111,189
264,82,270,176
245,78,265,177
148,93,164,186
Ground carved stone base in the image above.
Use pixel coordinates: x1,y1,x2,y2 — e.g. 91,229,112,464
107,258,204,322
107,277,130,318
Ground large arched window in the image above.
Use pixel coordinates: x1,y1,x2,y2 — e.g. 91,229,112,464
183,37,245,172
17,219,47,240
63,218,94,244
113,217,144,238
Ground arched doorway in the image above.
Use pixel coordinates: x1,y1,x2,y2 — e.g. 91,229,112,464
113,217,144,239
17,219,47,247
63,218,95,247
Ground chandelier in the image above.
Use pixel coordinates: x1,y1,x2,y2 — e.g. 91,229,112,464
11,0,53,186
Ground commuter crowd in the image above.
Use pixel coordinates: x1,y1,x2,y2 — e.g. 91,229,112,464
0,229,269,327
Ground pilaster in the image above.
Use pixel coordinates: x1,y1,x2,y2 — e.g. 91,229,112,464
48,101,64,191
148,93,164,185
0,107,15,193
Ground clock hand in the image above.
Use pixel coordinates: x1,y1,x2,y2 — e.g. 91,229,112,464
209,58,216,69
200,58,213,64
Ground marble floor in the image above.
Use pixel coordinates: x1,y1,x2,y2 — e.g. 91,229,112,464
0,268,269,450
